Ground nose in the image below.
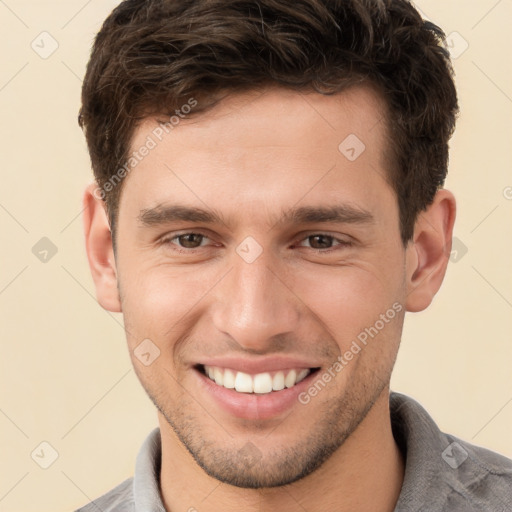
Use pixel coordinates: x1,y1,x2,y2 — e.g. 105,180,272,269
211,250,301,352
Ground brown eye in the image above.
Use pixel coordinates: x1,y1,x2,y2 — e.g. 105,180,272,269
296,234,351,251
307,234,334,249
175,233,205,248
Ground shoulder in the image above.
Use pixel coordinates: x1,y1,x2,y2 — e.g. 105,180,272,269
74,477,134,512
390,392,512,511
445,434,512,508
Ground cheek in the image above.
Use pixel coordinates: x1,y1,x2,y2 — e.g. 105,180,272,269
119,265,222,345
292,261,403,345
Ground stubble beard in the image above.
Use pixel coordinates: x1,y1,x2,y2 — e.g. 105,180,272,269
144,367,389,489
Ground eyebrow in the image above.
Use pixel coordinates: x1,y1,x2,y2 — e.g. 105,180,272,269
138,205,223,226
279,205,374,226
138,203,374,228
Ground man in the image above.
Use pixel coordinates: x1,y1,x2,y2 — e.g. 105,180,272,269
76,0,512,510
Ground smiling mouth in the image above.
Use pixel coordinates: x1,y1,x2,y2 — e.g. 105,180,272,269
196,364,321,395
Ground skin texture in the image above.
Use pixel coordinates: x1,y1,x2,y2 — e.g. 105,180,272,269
84,85,456,511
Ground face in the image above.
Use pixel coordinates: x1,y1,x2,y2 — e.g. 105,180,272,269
114,86,408,488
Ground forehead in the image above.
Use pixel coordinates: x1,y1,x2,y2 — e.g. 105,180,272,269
132,84,388,154
121,85,394,223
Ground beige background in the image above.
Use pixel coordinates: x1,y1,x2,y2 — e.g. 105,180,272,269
0,1,511,511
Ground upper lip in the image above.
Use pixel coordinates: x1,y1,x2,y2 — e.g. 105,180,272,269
195,356,321,375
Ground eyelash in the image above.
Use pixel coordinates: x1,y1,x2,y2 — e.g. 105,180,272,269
160,231,353,254
296,235,353,251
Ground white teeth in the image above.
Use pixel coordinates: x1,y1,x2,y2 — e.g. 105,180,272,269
296,369,310,384
214,367,224,386
203,366,312,394
235,371,253,393
223,369,236,389
253,373,273,394
284,369,297,388
272,371,285,391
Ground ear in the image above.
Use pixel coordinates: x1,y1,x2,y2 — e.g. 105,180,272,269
83,183,122,312
405,189,456,312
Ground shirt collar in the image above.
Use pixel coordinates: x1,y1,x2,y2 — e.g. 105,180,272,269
133,426,166,512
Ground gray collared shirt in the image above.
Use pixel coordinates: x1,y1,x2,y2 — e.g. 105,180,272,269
75,392,512,511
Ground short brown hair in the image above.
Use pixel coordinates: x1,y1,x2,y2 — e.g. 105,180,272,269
79,0,458,245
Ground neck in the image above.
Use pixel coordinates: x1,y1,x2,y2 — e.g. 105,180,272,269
159,389,404,512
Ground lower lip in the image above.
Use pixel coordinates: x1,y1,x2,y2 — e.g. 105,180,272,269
194,368,319,420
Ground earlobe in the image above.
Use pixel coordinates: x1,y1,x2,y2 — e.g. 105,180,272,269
405,189,456,313
83,183,122,312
